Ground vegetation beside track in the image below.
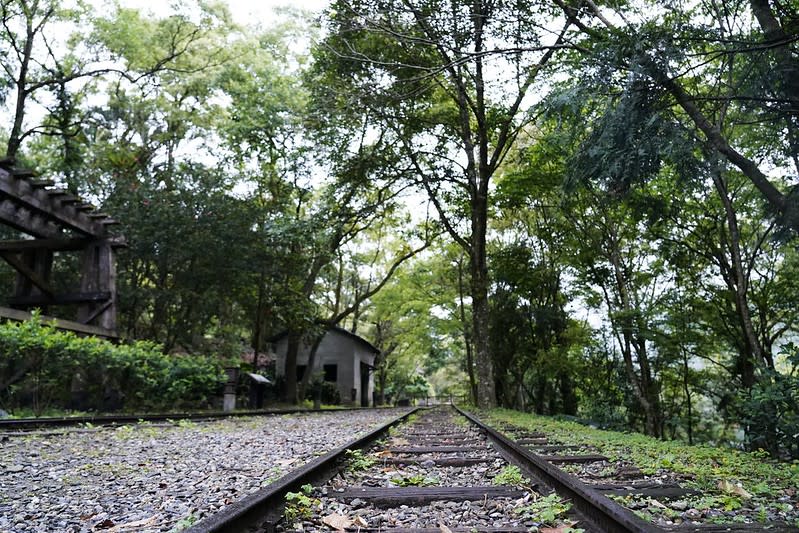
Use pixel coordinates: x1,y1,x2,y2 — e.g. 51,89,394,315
488,409,799,526
0,315,226,415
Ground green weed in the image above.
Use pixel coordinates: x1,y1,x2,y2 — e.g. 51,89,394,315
493,465,525,486
345,449,375,471
390,474,438,487
284,484,318,522
516,492,572,525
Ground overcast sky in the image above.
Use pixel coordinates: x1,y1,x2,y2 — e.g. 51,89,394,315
118,0,330,25
226,0,330,23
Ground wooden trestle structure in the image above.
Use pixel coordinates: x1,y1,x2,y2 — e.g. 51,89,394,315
0,158,124,338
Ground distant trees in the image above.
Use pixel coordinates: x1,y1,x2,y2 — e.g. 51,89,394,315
2,0,797,453
312,0,575,408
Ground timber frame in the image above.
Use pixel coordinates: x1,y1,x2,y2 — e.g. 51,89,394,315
0,158,125,338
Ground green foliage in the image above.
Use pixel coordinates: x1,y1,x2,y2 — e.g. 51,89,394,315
492,465,525,486
304,380,341,405
490,409,799,520
345,449,375,471
390,474,438,487
515,493,572,525
738,344,799,459
0,314,227,414
284,484,318,522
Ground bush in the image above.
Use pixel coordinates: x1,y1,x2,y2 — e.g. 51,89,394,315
304,380,341,405
0,313,227,414
739,344,799,459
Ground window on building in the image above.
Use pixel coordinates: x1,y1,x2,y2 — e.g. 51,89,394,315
323,364,337,382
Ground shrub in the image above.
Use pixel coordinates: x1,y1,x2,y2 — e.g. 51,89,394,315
0,313,227,414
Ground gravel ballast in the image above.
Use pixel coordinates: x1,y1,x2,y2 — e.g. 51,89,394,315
0,408,409,533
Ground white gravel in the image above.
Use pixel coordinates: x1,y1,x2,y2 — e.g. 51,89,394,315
0,409,409,533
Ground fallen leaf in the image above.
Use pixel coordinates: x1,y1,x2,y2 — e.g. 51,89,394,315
439,525,453,533
718,479,752,499
375,450,393,458
107,515,158,532
93,519,115,530
649,499,667,509
541,526,572,533
352,515,368,527
276,458,297,467
322,512,353,531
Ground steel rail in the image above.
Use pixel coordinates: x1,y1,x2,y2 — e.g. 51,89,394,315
185,407,420,533
456,407,662,533
0,406,397,431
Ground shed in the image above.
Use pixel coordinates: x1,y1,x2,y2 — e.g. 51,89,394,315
272,326,379,407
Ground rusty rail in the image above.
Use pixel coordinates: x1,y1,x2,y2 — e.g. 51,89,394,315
456,406,661,533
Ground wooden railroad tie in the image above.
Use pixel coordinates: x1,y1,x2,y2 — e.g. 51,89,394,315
387,446,486,454
346,524,530,533
526,444,583,452
514,434,546,442
336,486,526,507
402,433,477,438
517,438,548,446
540,453,609,464
590,482,698,499
399,437,483,445
378,457,492,467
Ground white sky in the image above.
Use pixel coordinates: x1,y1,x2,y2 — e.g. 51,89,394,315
225,0,330,22
119,0,330,24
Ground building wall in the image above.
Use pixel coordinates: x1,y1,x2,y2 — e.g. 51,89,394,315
273,330,376,406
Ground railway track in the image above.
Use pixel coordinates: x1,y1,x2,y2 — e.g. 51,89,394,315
186,406,659,532
485,411,799,533
0,406,380,432
186,405,799,533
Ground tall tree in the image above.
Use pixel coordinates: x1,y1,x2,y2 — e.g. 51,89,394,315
314,0,576,407
1,0,226,160
555,0,799,231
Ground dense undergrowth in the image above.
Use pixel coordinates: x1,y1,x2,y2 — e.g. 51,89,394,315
488,409,799,525
0,315,226,415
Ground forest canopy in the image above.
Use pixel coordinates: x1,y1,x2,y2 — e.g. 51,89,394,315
1,0,797,457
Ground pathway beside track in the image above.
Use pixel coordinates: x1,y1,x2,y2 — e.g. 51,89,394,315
0,408,410,532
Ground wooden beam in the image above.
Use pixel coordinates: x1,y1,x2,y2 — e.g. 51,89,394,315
0,305,117,338
0,199,62,238
81,300,113,325
11,168,35,178
8,291,111,307
0,251,54,297
0,167,108,237
0,236,126,252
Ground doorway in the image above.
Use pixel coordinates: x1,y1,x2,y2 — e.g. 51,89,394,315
360,362,370,407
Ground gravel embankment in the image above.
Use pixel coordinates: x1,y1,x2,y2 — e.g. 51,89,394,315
0,408,409,533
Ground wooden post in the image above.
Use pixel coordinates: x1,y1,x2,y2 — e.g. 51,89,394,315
12,248,53,313
77,240,117,332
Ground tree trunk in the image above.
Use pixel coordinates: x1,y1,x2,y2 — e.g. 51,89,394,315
470,199,495,408
6,11,36,158
284,332,301,404
682,348,693,445
710,160,765,388
457,253,478,404
297,334,324,402
606,241,661,437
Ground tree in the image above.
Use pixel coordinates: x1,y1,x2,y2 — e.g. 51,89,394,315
1,0,228,161
555,0,799,231
314,0,577,407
